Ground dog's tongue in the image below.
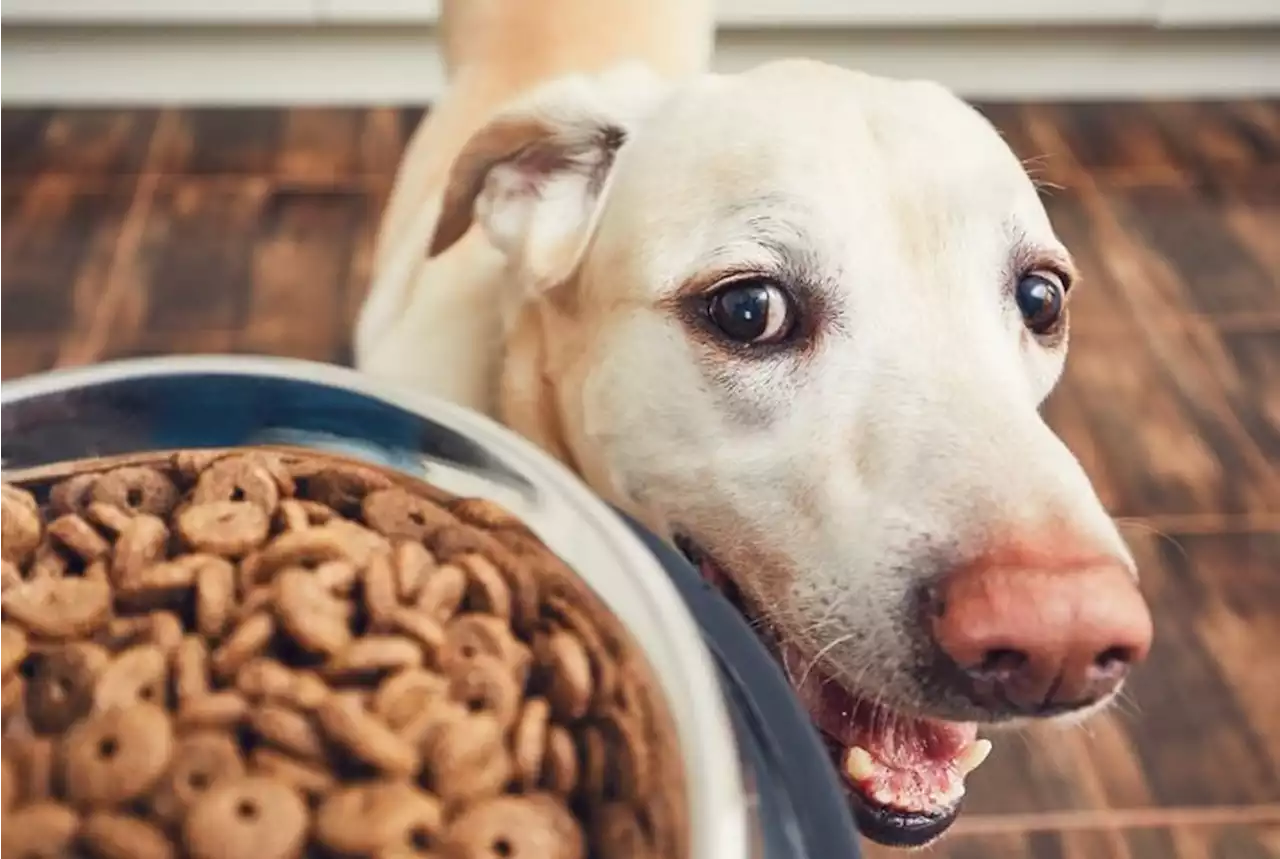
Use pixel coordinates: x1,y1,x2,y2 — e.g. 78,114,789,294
783,642,988,814
693,553,990,815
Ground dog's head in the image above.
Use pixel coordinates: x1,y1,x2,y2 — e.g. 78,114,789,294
429,60,1153,847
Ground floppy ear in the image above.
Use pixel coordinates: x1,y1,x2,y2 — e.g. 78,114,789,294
428,63,667,289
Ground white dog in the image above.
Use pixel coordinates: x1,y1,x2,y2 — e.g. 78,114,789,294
356,0,1153,847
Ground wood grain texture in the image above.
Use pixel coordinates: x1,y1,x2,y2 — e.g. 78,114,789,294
2,102,1278,859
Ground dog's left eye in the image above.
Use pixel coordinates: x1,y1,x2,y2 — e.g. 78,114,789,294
707,279,796,345
1015,270,1068,334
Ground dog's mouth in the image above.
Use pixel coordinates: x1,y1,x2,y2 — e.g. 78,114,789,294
674,536,991,848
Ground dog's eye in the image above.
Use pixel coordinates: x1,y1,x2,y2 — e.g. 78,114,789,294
707,279,796,345
1015,270,1067,334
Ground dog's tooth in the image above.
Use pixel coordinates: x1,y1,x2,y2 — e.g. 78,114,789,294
843,746,877,781
942,777,967,805
872,785,897,807
956,739,993,777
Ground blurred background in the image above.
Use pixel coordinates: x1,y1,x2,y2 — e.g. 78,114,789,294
2,3,1278,858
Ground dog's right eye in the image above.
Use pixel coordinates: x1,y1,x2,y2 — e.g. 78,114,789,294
706,279,796,345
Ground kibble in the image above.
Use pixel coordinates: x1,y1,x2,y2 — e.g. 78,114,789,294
1,448,685,859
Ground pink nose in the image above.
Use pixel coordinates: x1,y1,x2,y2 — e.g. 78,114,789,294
929,549,1153,713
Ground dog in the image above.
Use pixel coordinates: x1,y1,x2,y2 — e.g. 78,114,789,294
355,0,1154,848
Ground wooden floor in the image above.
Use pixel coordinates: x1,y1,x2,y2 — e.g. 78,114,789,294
3,104,1279,858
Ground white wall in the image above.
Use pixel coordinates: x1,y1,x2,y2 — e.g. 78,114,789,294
3,0,1279,103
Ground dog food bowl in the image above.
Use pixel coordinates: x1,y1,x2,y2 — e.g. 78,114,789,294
0,355,862,859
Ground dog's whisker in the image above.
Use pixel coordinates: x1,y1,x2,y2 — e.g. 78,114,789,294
1114,517,1191,567
796,633,855,688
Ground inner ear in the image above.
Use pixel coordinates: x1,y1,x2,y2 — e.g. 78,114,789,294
425,63,665,272
427,118,561,258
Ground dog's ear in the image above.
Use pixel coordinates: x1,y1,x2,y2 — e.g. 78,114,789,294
428,63,667,287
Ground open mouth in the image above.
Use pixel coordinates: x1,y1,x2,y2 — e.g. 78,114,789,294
675,536,992,848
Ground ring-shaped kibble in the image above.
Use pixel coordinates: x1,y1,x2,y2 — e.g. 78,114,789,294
146,732,244,824
391,540,435,603
577,724,609,801
256,527,362,580
10,735,55,803
182,776,308,859
248,747,334,809
61,702,175,808
415,563,468,622
448,655,522,728
592,802,658,859
513,698,551,789
444,794,585,859
172,450,230,483
314,782,444,856
2,623,28,676
26,642,109,735
1,484,43,565
111,515,171,588
94,644,169,713
274,569,353,657
80,812,175,859
48,473,98,516
460,550,535,632
536,629,594,723
177,501,271,558
194,556,237,639
422,711,507,794
446,497,532,534
0,803,81,859
299,464,392,517
362,488,457,542
45,514,111,564
192,456,281,514
440,614,523,678
323,636,424,683
90,467,179,518
4,576,112,640
543,725,580,796
597,713,652,802
115,559,199,612
2,559,23,592
372,668,450,731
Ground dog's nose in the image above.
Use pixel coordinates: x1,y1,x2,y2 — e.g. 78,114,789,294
928,558,1153,714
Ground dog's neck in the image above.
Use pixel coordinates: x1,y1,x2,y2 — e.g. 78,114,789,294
497,288,663,536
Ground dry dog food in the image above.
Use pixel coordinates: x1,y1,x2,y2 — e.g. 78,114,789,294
1,448,686,859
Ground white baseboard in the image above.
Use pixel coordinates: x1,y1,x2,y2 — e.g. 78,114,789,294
2,24,1279,104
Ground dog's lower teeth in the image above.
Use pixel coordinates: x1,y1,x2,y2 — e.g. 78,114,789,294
956,738,993,776
844,746,877,781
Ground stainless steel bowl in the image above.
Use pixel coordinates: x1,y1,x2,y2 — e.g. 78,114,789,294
1,355,861,859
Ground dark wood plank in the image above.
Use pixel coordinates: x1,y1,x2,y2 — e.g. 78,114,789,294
1106,185,1279,317
1042,191,1147,330
1215,331,1280,461
1,108,158,179
137,178,269,335
40,178,378,367
1147,102,1276,180
147,107,421,182
1046,322,1279,519
149,108,284,176
239,186,368,362
1044,103,1192,187
0,176,136,340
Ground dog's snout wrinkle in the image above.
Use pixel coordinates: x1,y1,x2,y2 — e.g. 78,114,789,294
927,551,1153,716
